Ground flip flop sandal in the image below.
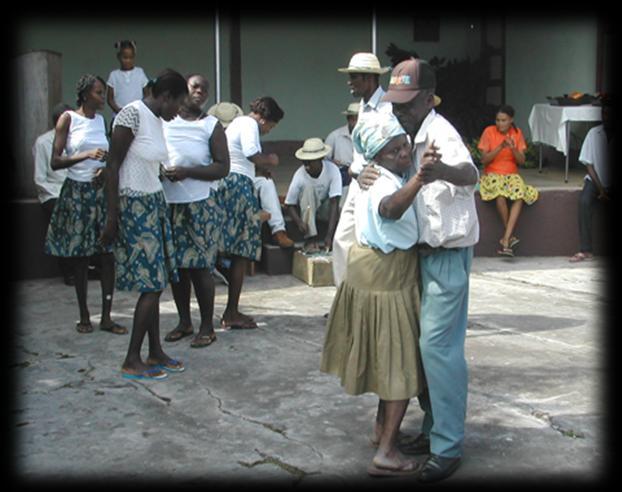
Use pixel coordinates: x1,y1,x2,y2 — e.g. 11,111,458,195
229,319,258,330
190,333,217,348
164,326,194,342
76,322,94,334
149,358,185,373
367,460,421,477
219,318,258,330
497,247,514,257
121,367,168,380
100,322,128,335
569,252,593,263
509,237,520,248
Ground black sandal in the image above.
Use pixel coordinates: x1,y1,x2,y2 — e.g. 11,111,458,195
100,322,128,335
164,326,194,342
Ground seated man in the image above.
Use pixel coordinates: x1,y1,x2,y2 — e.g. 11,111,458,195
285,138,342,251
255,169,295,248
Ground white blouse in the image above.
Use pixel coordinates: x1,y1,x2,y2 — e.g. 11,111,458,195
162,115,219,203
113,100,168,196
225,115,262,179
64,111,108,182
354,166,419,254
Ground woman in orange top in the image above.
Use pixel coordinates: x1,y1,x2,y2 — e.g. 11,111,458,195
478,105,539,256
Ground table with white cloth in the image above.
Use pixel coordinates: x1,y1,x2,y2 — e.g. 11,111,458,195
528,103,602,182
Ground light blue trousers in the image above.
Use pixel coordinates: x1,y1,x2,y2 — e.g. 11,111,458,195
418,247,472,458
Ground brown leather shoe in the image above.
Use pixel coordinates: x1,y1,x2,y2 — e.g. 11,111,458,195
272,230,294,248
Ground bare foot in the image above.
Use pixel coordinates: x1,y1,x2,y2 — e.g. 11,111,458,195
372,449,420,472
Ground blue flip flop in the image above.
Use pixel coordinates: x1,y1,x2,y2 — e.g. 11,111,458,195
151,358,185,373
121,367,168,380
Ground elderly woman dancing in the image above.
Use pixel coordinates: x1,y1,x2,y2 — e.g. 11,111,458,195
320,111,425,478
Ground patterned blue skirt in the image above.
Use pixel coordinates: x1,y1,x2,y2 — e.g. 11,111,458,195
114,191,179,292
217,173,262,261
44,178,111,257
169,195,223,270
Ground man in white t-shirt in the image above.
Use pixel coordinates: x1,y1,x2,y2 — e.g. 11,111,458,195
569,95,613,262
33,103,71,214
33,102,73,285
284,138,342,251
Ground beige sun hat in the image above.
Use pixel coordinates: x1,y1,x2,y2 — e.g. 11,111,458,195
338,52,391,74
295,138,332,161
207,101,244,128
341,102,361,115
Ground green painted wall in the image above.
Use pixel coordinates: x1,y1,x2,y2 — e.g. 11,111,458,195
16,16,600,144
16,18,219,127
238,15,372,142
376,14,483,63
506,18,599,138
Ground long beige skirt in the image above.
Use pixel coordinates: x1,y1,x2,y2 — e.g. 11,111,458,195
320,242,424,401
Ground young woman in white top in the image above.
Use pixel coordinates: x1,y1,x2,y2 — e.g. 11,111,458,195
102,69,188,381
219,96,284,330
45,74,126,336
161,74,230,348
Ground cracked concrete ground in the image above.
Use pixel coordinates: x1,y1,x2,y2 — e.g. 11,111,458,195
10,256,610,485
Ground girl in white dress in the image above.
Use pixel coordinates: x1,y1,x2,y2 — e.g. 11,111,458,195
106,40,149,123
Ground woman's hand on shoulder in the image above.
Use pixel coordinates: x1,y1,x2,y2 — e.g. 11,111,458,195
357,164,381,190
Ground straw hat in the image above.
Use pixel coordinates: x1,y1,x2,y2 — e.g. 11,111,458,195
341,102,361,115
207,102,243,128
338,52,391,74
295,138,332,161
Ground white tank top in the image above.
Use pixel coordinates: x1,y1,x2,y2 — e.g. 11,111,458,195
162,114,219,203
65,111,108,182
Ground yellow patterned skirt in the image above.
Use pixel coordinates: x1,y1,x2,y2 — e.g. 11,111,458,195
479,173,539,205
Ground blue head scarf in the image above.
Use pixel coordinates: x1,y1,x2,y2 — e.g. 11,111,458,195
352,111,406,162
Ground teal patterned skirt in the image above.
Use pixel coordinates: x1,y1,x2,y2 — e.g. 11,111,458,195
169,195,223,270
44,178,111,257
114,191,179,292
217,173,262,261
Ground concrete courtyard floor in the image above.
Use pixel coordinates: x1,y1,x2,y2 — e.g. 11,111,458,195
10,256,610,486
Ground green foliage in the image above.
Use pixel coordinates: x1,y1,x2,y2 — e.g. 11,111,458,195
430,56,497,141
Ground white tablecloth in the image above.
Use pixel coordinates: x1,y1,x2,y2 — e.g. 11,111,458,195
528,104,602,155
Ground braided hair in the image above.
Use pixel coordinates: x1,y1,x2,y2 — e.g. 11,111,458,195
114,39,137,55
75,74,106,107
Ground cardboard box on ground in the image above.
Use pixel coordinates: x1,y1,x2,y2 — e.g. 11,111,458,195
292,250,334,287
